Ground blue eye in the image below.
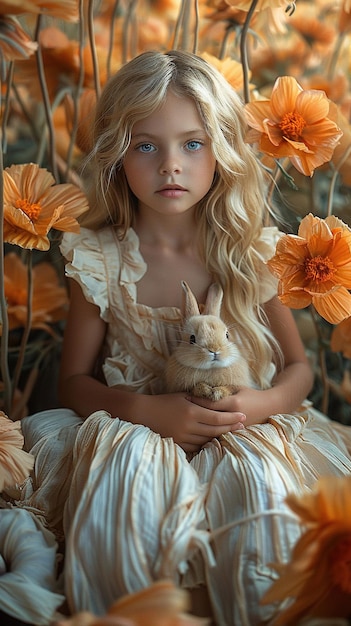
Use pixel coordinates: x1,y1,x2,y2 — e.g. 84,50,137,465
138,143,155,153
186,140,202,151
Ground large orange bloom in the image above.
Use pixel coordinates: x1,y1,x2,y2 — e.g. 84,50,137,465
244,76,343,176
267,213,351,324
0,411,34,491
56,580,205,625
261,476,351,624
3,163,89,251
3,252,68,333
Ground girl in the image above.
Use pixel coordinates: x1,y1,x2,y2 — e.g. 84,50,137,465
19,50,351,625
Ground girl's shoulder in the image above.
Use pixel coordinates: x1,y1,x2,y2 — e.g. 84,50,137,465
59,226,147,317
60,225,143,267
60,225,118,260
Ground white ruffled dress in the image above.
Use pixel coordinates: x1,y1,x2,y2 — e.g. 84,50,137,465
16,226,351,626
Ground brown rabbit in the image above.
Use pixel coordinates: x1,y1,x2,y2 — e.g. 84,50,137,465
165,281,253,400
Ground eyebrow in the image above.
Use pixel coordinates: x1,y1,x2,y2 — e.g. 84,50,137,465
131,129,207,140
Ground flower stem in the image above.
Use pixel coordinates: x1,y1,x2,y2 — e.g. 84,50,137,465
88,0,101,98
11,251,33,403
0,95,12,417
34,14,58,180
240,0,259,104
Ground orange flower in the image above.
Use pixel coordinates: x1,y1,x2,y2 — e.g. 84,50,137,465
267,213,351,324
63,88,96,155
3,163,89,251
14,27,80,102
56,580,208,625
0,0,79,19
261,476,351,624
201,52,253,93
331,316,351,359
3,252,69,333
289,3,336,50
244,76,343,176
0,411,34,491
0,15,37,61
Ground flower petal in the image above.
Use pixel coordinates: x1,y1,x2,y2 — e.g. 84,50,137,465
270,76,302,118
312,287,351,324
295,89,330,124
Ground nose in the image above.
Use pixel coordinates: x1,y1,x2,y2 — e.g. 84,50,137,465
159,150,181,175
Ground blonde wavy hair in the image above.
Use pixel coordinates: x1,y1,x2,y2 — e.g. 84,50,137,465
81,49,281,388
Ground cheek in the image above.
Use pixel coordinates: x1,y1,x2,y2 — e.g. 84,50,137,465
123,158,146,194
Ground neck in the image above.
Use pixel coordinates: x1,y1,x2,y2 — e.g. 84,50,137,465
134,211,198,251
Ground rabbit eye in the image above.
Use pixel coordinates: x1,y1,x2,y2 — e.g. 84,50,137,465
189,334,196,344
226,330,229,340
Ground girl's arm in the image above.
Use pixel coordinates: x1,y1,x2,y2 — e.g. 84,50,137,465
59,280,246,452
191,296,314,426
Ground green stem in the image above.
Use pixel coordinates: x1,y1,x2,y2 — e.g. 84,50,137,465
240,0,259,104
65,0,86,180
309,306,330,415
34,14,58,179
326,145,351,218
107,0,122,78
1,61,14,155
88,0,101,98
11,250,33,401
0,77,12,416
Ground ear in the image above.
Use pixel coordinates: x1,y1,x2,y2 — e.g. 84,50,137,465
181,281,200,320
203,283,223,316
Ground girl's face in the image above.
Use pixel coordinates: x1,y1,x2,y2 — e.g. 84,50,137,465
123,90,216,219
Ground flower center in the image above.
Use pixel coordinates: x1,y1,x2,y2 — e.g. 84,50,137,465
15,198,41,222
280,111,307,140
330,536,351,594
304,255,335,282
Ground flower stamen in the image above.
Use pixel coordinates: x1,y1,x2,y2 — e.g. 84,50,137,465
280,111,306,141
304,255,335,282
15,198,42,222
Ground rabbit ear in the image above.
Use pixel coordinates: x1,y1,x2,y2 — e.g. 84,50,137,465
203,283,223,316
181,281,200,319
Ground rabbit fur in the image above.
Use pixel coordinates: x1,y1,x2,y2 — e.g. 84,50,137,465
165,281,253,401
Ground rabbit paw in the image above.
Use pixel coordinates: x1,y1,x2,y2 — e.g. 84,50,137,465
192,383,232,401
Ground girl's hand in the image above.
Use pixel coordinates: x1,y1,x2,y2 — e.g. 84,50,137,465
133,392,246,453
191,387,268,427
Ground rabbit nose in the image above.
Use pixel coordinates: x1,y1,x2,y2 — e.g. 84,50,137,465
210,351,220,361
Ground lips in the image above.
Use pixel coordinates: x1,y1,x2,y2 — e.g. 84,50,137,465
156,184,187,198
157,184,186,192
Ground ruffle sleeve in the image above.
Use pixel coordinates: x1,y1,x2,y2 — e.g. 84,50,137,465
256,226,282,304
60,228,111,322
